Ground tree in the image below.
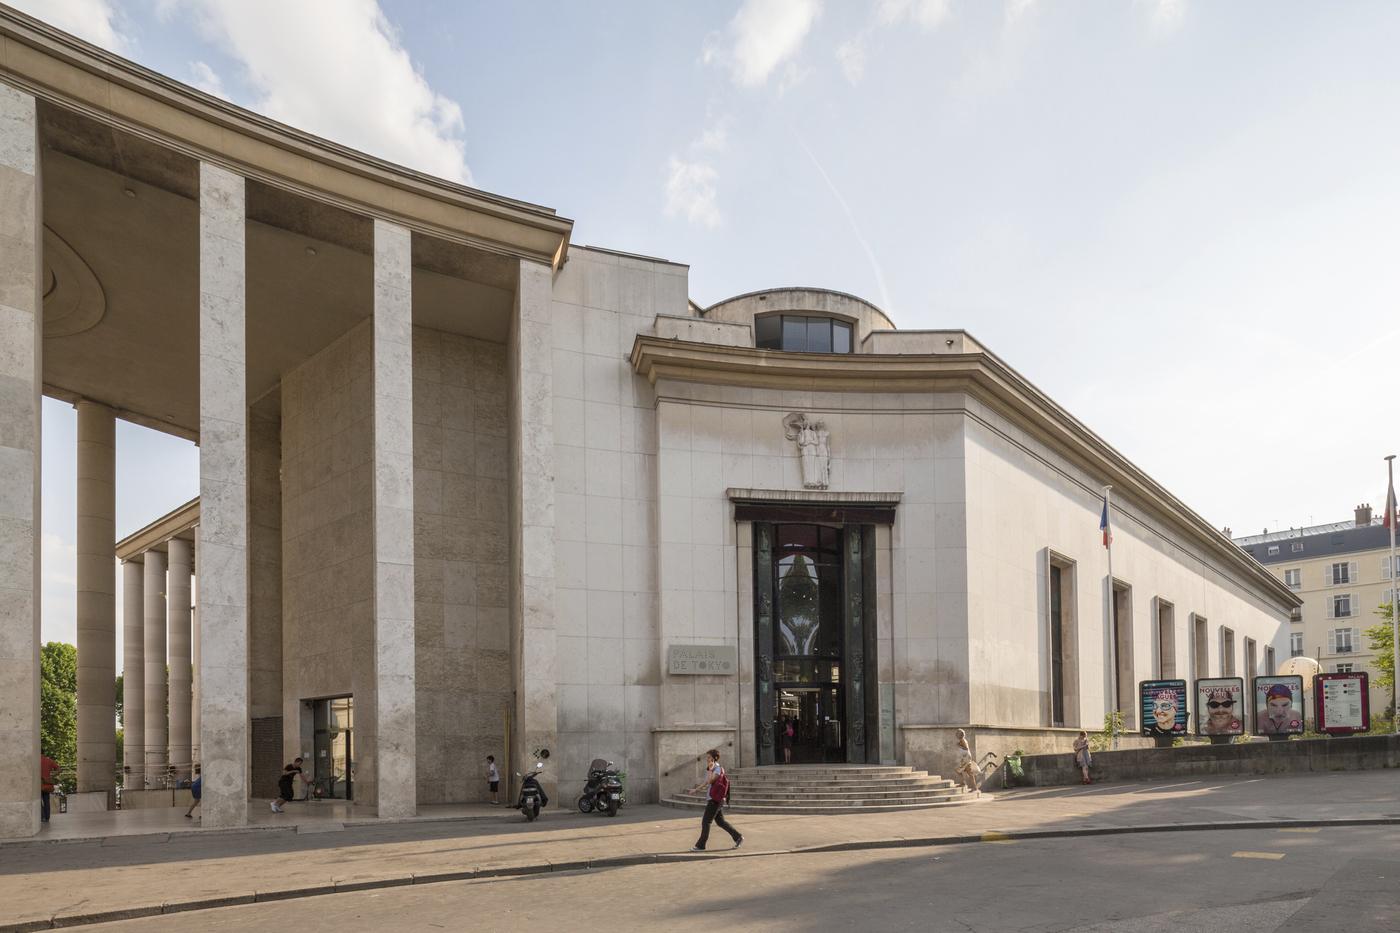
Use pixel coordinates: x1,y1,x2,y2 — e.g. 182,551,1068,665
1364,601,1397,707
115,673,123,728
39,642,77,793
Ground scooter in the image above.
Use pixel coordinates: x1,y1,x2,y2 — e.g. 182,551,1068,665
576,758,625,817
515,748,550,822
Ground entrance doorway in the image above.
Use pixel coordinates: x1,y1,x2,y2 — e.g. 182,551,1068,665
312,696,353,800
754,521,876,765
777,686,844,763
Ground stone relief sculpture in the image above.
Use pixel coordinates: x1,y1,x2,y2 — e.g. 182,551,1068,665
783,412,831,489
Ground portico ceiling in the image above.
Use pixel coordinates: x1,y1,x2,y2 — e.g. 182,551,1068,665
38,105,515,439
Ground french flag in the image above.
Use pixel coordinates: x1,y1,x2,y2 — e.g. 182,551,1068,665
1099,492,1112,548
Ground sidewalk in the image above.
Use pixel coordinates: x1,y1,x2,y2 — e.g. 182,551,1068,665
3,770,1398,931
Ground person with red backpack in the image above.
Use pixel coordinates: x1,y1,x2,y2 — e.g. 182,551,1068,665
689,748,742,851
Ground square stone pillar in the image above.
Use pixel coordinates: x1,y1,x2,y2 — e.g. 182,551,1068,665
0,81,42,838
197,163,249,828
167,538,193,781
121,559,144,785
75,400,116,798
509,259,557,793
370,220,416,818
142,549,167,781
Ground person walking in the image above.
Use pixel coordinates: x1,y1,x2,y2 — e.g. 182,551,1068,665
272,764,297,813
689,749,742,852
1073,730,1093,785
39,750,60,823
486,755,500,805
781,718,794,765
184,765,202,819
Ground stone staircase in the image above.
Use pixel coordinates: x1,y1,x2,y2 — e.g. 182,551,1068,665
661,764,983,814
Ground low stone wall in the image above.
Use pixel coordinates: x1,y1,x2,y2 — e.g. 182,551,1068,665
653,727,736,802
1017,734,1400,787
119,789,196,809
902,725,1157,790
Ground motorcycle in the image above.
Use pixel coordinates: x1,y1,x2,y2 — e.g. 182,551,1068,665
515,748,550,822
576,758,626,817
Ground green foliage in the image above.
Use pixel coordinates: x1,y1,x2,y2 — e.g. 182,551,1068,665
1364,601,1397,700
115,673,123,728
40,642,77,793
1089,710,1125,752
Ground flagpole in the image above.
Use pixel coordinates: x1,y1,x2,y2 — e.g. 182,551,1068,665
1104,484,1115,736
1388,455,1398,733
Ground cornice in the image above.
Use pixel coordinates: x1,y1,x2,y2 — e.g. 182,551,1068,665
0,6,571,268
632,335,1301,611
115,497,199,561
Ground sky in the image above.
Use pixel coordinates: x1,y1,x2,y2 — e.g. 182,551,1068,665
18,0,1400,648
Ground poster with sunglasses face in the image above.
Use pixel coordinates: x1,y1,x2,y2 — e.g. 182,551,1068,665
1139,680,1188,737
1195,677,1245,736
1252,675,1305,736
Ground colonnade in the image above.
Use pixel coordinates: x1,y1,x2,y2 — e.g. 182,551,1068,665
73,400,201,797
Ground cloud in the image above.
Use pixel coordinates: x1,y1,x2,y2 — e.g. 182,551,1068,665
665,158,722,229
1004,0,1038,27
836,38,866,84
8,0,127,50
188,61,228,99
711,0,822,88
877,0,951,30
1140,0,1186,36
163,0,472,183
839,0,949,86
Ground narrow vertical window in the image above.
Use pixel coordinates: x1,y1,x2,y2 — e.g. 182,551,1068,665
1050,565,1065,727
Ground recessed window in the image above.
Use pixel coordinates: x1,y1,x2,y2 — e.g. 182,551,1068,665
756,314,854,353
1289,632,1304,656
1291,542,1303,552
1283,568,1301,589
1267,545,1279,556
1334,662,1354,673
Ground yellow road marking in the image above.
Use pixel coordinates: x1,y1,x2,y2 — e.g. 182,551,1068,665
1232,851,1285,860
981,832,1014,844
1278,828,1321,833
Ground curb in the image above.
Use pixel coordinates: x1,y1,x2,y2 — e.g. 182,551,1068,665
6,816,1399,930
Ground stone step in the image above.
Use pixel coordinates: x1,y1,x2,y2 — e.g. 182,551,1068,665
729,766,916,777
726,779,953,791
726,784,959,798
660,795,984,815
727,773,946,785
675,790,965,805
729,768,926,778
723,779,958,792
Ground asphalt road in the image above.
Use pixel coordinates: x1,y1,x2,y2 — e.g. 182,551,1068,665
98,825,1400,932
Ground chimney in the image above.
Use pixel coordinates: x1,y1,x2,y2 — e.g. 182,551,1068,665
1222,526,1232,538
1355,503,1372,527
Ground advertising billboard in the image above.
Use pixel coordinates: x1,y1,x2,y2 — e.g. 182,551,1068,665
1314,671,1370,734
1195,677,1245,736
1252,675,1305,736
1139,679,1188,738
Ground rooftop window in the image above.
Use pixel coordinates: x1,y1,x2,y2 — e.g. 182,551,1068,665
756,314,853,353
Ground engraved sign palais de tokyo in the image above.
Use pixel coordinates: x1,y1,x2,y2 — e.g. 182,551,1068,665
668,645,738,675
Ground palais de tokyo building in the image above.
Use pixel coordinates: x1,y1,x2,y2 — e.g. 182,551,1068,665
0,9,1296,835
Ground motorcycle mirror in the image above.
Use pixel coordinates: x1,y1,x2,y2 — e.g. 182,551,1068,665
535,762,544,769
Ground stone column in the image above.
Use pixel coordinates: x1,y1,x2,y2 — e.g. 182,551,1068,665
509,259,557,796
167,538,192,781
370,219,416,819
197,163,249,828
142,550,167,782
191,527,200,769
0,81,42,838
121,560,144,786
75,400,116,799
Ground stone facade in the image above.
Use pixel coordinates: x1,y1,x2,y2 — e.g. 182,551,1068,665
0,15,1302,835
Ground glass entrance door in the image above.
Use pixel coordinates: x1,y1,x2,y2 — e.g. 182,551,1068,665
777,686,844,763
312,696,353,800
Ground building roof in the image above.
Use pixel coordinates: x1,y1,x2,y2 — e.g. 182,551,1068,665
1238,522,1395,565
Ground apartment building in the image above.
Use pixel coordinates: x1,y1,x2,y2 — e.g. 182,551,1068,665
1236,504,1396,715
